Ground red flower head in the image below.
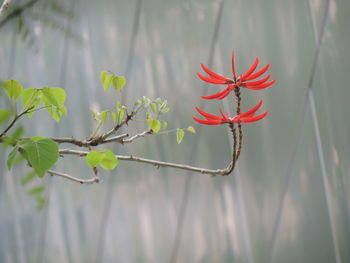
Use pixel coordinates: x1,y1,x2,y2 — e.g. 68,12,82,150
197,52,276,100
193,99,268,125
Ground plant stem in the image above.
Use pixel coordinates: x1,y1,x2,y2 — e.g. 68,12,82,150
234,87,243,160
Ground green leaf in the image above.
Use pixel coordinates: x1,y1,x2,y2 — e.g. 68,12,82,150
100,71,108,85
176,129,184,144
0,109,11,124
35,196,46,210
27,185,45,196
86,150,103,167
147,118,161,133
116,102,124,124
3,80,23,101
143,96,151,107
100,149,118,170
155,98,162,104
22,88,41,115
146,110,151,119
19,139,59,177
111,111,117,124
162,121,168,129
7,146,19,170
20,171,36,186
134,99,142,108
100,111,108,124
103,75,113,91
41,87,67,122
150,102,157,113
186,126,196,134
112,76,126,91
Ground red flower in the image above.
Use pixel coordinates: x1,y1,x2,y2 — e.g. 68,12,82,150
197,52,276,100
193,99,268,125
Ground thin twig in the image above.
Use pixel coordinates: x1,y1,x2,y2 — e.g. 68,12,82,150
48,169,100,184
121,129,152,144
0,106,34,138
0,0,39,28
0,0,11,17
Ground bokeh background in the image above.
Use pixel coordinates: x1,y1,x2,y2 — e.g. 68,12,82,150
1,0,350,262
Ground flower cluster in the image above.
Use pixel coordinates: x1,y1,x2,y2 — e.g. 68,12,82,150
193,52,274,125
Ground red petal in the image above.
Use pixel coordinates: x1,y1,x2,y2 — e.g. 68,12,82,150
219,108,230,121
245,80,276,90
201,88,230,100
216,89,231,100
239,99,263,118
240,58,259,80
197,73,227,84
195,107,222,120
192,117,222,125
245,63,270,81
200,64,228,81
240,111,268,123
232,51,237,80
243,74,271,87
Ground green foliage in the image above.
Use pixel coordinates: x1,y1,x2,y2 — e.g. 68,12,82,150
85,149,119,170
18,138,59,177
0,109,11,124
86,150,103,167
100,149,119,170
176,129,184,144
41,87,67,122
21,88,41,116
20,171,37,186
186,126,196,134
3,80,23,101
112,76,126,91
147,118,161,133
100,71,126,91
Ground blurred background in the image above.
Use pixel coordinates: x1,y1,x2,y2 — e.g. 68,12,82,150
1,0,350,262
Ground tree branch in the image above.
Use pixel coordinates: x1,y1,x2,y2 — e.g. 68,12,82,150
0,0,11,17
59,125,237,177
0,0,39,28
0,106,34,138
121,129,152,144
48,169,100,184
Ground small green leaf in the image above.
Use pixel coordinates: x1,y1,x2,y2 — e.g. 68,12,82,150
112,76,126,91
100,71,108,85
27,185,45,196
134,99,142,108
111,111,117,124
146,110,151,119
20,171,36,186
162,121,168,129
35,196,46,210
150,102,157,113
155,98,162,104
86,150,104,167
100,111,108,124
19,139,59,177
186,126,196,134
100,149,118,170
116,102,125,124
143,96,151,107
0,109,11,124
7,146,19,170
176,129,184,144
22,88,41,114
147,118,161,133
41,87,67,122
3,80,23,101
103,75,113,91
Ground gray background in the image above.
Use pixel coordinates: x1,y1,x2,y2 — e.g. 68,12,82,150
0,0,349,262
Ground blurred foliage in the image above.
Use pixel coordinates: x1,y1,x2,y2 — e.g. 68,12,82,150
0,0,82,47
